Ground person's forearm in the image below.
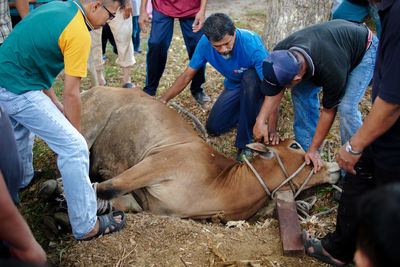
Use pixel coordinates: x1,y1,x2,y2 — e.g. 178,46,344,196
198,0,208,14
140,0,148,13
160,67,197,103
14,0,29,18
63,75,82,132
256,92,284,125
0,173,36,252
308,107,337,151
43,87,58,103
267,106,279,132
350,97,400,152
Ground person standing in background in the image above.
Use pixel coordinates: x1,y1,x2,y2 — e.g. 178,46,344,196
131,0,141,54
139,0,211,108
0,0,29,45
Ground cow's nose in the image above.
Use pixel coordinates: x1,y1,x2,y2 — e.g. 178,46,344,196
326,162,340,184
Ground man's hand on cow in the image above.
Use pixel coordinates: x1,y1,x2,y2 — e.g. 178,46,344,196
157,98,167,105
305,149,324,173
267,131,283,145
253,121,269,144
335,144,361,175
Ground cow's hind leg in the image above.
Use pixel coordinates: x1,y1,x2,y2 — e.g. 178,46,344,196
112,194,143,213
96,155,167,200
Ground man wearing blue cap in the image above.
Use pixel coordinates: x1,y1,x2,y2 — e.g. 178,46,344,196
254,19,378,172
159,13,277,161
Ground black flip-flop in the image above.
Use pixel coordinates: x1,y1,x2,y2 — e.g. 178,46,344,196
302,230,344,266
81,210,126,241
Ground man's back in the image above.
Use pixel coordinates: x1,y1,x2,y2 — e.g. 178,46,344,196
0,1,91,94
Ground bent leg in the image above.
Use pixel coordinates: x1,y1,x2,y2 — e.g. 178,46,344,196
338,34,377,145
236,69,263,148
291,81,321,151
0,89,97,239
206,88,240,136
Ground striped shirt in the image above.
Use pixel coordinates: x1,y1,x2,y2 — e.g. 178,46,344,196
0,0,12,43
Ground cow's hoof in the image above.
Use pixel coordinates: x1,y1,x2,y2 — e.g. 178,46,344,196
38,180,58,200
43,215,59,236
54,212,71,231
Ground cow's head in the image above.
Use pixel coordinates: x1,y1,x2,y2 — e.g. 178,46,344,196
246,139,340,192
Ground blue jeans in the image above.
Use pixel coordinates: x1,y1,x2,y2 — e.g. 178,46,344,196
132,16,141,52
0,88,97,239
206,69,264,149
292,34,378,152
143,9,205,96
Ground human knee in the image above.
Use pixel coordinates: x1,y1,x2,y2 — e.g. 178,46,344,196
206,118,226,136
65,133,89,157
205,119,221,136
338,102,359,117
148,38,168,50
241,69,259,90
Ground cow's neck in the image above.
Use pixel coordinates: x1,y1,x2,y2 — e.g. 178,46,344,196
210,157,291,221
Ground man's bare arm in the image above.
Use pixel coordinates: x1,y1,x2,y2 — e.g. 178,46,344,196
336,97,400,174
14,0,30,18
159,66,199,104
63,74,82,132
0,172,46,263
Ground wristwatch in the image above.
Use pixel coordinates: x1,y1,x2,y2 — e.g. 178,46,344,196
345,141,362,155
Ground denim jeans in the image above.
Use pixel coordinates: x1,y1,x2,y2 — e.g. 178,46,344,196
132,16,141,52
143,9,205,96
291,80,321,151
0,88,97,239
206,69,264,148
338,34,378,146
291,34,378,152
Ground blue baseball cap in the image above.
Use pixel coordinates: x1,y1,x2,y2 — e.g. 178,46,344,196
261,50,299,96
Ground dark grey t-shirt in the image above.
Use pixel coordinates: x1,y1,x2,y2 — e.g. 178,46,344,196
275,19,368,109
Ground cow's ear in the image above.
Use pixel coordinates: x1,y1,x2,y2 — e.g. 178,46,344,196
246,143,271,153
247,143,274,159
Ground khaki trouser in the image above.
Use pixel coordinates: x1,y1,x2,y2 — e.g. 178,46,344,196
90,9,135,71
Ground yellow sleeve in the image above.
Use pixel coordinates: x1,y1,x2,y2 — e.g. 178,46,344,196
58,12,91,77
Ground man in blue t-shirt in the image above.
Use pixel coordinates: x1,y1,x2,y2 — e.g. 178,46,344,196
159,13,277,161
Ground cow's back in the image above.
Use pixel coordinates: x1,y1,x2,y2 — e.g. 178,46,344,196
81,86,201,179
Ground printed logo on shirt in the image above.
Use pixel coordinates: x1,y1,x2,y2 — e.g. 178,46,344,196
234,67,248,74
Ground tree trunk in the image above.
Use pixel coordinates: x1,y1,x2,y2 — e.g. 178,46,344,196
262,0,333,50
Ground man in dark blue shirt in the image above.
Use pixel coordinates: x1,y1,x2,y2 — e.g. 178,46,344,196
303,0,400,265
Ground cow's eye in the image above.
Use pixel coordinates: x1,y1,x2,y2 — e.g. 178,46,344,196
290,143,300,149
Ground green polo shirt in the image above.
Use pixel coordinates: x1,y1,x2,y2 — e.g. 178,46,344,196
0,0,92,94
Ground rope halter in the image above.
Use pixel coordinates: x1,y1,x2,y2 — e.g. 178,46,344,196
242,150,314,200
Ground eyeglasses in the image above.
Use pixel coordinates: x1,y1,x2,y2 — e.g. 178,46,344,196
101,4,115,21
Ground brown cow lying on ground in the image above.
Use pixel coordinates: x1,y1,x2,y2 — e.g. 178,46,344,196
77,86,340,221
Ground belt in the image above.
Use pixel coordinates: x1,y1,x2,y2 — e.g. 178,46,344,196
366,28,373,51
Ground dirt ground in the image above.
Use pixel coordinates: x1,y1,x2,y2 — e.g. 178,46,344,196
35,0,352,266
